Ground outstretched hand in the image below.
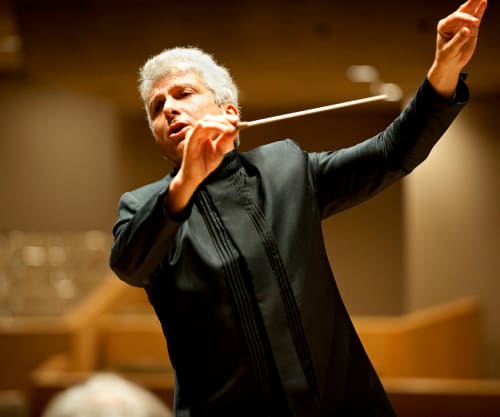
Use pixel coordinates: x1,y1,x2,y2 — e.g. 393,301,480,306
428,0,487,98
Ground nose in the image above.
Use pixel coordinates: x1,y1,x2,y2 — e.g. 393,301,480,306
162,96,181,119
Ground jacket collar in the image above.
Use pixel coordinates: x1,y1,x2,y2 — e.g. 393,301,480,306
169,149,241,184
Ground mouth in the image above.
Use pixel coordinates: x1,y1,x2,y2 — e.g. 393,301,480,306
168,121,190,140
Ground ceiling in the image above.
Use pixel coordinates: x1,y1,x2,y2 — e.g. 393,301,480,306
1,0,499,115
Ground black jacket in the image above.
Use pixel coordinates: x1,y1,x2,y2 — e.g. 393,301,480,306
110,77,468,417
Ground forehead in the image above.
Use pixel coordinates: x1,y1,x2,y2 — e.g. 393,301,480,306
149,71,207,97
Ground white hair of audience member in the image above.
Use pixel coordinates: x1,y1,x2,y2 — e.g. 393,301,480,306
41,373,172,417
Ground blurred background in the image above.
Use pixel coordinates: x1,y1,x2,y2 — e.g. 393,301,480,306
0,0,499,416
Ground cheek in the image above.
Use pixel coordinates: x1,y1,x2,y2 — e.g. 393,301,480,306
152,120,164,140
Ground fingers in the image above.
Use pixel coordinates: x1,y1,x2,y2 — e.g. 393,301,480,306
440,11,480,28
449,0,487,35
444,25,474,53
177,114,239,186
444,0,487,34
474,0,488,21
437,9,482,42
191,114,239,144
458,0,487,21
195,113,238,129
438,19,473,43
184,113,239,163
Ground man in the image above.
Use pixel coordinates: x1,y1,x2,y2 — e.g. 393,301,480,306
110,1,487,416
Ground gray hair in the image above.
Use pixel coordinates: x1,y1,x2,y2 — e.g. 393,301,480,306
41,373,173,417
138,46,240,129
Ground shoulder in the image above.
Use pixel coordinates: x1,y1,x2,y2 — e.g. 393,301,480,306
241,139,306,166
240,140,314,192
119,176,172,208
128,176,171,197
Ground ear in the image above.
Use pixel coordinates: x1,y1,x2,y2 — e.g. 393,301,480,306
224,103,239,116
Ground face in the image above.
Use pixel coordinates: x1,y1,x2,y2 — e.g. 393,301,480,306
148,71,237,167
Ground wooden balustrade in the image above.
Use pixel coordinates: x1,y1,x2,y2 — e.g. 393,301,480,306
1,273,498,417
353,296,482,378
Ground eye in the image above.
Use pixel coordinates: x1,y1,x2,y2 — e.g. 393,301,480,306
180,88,194,98
152,98,165,116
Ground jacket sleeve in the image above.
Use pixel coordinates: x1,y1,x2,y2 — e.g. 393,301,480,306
109,179,186,287
311,75,469,219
